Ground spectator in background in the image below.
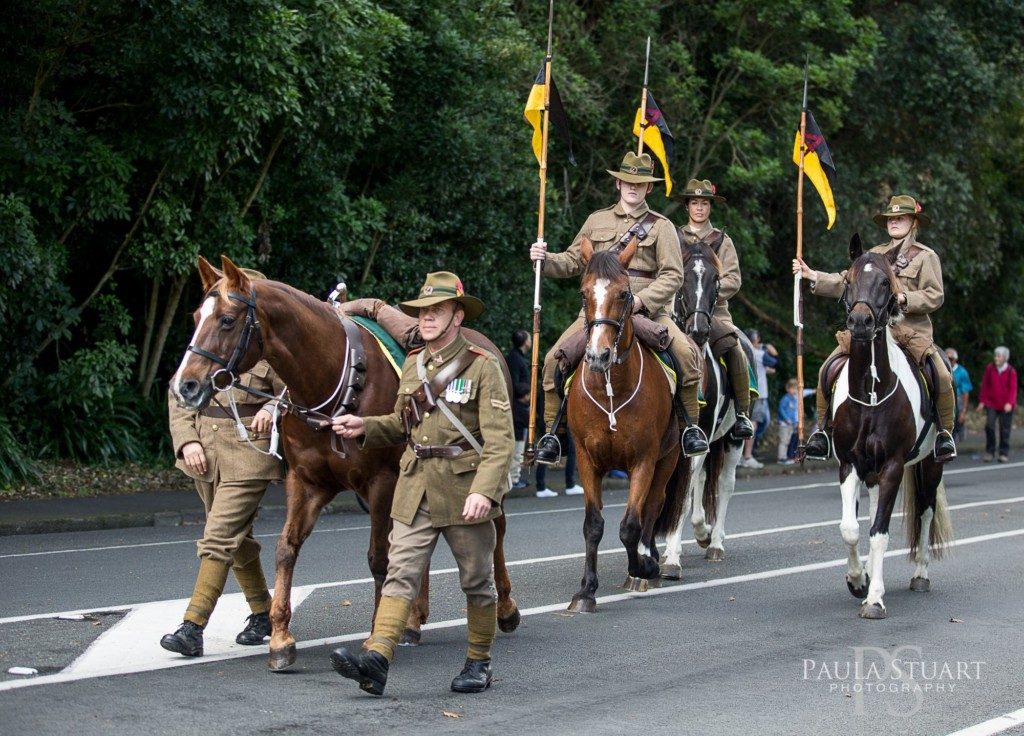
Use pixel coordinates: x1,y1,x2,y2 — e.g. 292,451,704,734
740,329,778,468
978,346,1017,463
535,432,583,498
506,329,532,488
946,348,972,442
777,378,799,465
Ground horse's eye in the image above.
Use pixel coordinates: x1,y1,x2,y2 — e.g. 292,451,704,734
219,315,235,328
619,290,629,299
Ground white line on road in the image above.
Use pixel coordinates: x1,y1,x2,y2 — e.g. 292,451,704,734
2,460,1020,561
2,526,1021,693
945,707,1024,736
3,493,1022,627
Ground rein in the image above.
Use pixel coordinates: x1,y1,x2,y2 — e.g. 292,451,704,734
582,289,635,366
581,286,641,430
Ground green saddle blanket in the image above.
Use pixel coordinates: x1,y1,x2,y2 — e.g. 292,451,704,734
349,315,406,373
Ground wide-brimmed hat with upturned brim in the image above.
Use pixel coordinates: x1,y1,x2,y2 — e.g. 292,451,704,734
607,151,664,184
873,194,931,227
674,178,726,204
398,271,484,321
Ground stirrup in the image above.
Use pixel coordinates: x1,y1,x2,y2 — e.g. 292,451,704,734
535,433,562,465
933,429,957,462
803,429,832,460
681,425,709,458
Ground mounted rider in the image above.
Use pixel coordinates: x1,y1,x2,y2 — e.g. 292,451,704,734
794,194,957,461
530,151,709,461
675,178,755,439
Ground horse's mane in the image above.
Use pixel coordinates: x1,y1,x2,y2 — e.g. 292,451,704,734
584,250,628,281
682,240,722,274
214,277,336,319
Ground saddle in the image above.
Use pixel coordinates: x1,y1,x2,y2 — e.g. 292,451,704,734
821,345,937,422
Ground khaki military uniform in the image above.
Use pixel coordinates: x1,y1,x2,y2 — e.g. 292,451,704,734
168,360,284,625
358,331,514,662
811,235,954,427
679,221,752,414
541,202,701,419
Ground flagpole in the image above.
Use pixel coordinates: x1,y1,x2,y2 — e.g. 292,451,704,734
636,36,651,156
795,61,809,448
526,0,555,461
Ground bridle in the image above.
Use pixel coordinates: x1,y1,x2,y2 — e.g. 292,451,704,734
679,252,720,329
188,288,264,387
582,286,635,365
840,279,898,342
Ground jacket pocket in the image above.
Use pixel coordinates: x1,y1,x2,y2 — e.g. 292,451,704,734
589,228,618,247
449,452,480,475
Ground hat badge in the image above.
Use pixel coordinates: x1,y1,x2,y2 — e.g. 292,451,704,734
695,188,704,195
423,286,433,295
891,205,899,212
627,165,638,174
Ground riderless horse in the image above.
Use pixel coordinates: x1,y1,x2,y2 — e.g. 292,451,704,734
566,238,690,612
660,239,743,578
171,256,520,669
829,235,952,619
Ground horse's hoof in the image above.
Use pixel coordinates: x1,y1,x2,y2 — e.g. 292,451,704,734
859,602,887,620
660,563,682,581
659,554,668,565
909,576,931,592
695,534,712,550
268,643,297,672
705,547,725,562
645,575,662,589
398,628,421,647
846,574,870,599
567,597,596,614
497,605,521,633
623,576,649,593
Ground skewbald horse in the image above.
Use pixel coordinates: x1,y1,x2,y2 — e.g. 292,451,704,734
171,256,520,669
566,237,690,612
831,234,952,619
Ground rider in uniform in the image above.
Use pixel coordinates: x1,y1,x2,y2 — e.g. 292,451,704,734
530,151,709,461
794,194,957,461
675,178,755,438
329,272,514,696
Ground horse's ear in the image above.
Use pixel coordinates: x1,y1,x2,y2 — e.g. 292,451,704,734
197,256,222,292
849,233,863,262
221,255,251,293
580,236,595,265
884,243,900,266
617,236,637,267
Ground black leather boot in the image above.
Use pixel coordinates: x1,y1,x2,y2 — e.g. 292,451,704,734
681,425,709,457
235,612,271,645
731,412,754,439
933,429,957,463
451,658,492,693
804,429,831,460
534,433,562,465
160,621,204,657
330,647,389,696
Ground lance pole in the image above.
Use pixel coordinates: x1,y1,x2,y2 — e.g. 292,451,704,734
526,0,556,460
636,36,651,156
795,61,809,446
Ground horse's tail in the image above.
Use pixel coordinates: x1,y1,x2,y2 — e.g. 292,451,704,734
701,438,724,526
654,453,692,537
902,463,954,560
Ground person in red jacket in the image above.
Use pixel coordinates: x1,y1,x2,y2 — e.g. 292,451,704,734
977,346,1017,462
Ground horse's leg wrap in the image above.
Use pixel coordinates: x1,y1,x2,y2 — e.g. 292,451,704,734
365,596,412,663
184,558,231,627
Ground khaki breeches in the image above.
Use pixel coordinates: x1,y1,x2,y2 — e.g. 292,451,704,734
381,500,497,609
193,476,268,566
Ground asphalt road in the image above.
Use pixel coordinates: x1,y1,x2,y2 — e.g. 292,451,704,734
1,460,1022,736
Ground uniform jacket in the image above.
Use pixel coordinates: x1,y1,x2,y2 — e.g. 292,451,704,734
679,221,740,324
811,235,943,343
360,332,514,528
168,360,285,483
543,202,683,319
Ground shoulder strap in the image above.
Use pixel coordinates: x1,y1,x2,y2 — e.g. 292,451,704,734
415,349,484,454
894,244,923,276
615,212,660,251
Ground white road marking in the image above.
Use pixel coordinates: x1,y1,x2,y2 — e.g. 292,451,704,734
945,707,1024,736
5,461,1019,561
2,526,1021,693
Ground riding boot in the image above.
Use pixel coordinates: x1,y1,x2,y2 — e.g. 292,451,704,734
724,344,754,439
930,353,958,462
535,390,567,465
804,381,832,460
676,389,709,457
330,596,411,696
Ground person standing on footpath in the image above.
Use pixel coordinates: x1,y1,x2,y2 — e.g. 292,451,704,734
946,347,972,442
978,346,1017,462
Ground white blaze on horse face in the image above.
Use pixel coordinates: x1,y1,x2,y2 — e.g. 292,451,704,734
863,263,874,273
172,296,216,400
693,258,705,308
589,278,611,355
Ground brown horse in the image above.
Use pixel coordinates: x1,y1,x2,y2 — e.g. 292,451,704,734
830,234,952,619
171,256,520,669
566,238,689,612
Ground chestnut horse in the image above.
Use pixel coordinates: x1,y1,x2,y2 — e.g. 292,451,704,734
661,239,743,578
566,238,690,612
831,234,952,619
171,256,520,669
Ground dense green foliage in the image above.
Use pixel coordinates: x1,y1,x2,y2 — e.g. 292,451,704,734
2,0,1022,481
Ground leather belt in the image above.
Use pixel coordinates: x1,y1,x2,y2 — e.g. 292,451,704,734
627,268,656,280
201,404,262,419
411,439,477,459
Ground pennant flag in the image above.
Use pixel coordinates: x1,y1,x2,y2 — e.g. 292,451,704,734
632,92,674,195
792,110,836,229
524,65,576,167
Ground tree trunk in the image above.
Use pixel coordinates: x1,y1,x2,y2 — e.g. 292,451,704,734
136,276,160,389
141,273,187,398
